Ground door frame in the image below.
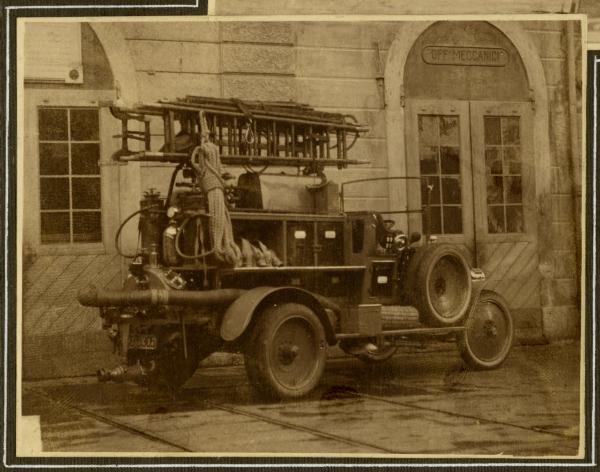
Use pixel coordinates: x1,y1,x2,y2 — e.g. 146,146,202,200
385,21,554,338
469,101,536,247
22,88,120,255
405,99,537,265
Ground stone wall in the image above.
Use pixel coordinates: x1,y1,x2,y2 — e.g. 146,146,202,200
120,21,394,210
118,19,582,339
523,21,581,339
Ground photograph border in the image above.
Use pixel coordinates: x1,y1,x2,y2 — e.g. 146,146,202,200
2,1,597,468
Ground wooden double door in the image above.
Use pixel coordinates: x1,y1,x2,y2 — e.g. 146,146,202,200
405,99,541,332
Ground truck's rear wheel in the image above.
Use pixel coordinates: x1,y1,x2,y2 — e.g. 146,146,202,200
244,303,327,400
457,290,514,370
409,244,472,327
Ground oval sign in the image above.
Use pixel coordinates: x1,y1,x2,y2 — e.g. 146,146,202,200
422,46,508,67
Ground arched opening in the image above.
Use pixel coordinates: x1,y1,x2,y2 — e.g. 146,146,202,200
404,22,533,242
23,23,125,254
404,21,530,101
385,21,550,339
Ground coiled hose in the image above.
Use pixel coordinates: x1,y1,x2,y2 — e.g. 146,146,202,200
114,204,162,259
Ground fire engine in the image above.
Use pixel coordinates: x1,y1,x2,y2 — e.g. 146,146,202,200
78,96,514,399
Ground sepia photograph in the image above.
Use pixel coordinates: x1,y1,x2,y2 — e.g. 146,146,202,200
14,10,587,461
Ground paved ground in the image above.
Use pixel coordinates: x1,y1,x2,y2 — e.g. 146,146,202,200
21,341,581,456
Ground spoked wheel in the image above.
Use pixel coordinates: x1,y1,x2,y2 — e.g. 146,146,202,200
245,303,327,400
457,290,514,370
409,244,472,326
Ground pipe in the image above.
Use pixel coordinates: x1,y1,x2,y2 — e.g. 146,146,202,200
566,21,582,302
335,326,465,340
78,285,246,308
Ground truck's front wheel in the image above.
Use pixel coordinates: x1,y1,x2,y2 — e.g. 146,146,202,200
457,290,514,370
245,303,328,400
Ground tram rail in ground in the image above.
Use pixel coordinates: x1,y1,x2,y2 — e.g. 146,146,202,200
21,344,581,455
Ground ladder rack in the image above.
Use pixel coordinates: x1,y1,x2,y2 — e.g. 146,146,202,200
110,95,370,170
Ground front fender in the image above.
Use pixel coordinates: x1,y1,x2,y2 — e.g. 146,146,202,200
220,286,337,345
465,268,487,319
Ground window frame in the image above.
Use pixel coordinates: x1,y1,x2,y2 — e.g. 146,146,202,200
470,101,536,244
482,115,525,235
417,114,464,236
405,99,475,247
23,89,120,256
38,106,103,245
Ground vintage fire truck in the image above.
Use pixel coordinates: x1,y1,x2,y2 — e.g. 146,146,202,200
78,96,514,399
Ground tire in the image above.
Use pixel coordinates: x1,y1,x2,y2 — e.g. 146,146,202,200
409,243,472,327
244,303,328,400
457,290,514,370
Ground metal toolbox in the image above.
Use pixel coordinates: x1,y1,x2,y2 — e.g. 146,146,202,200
342,304,382,335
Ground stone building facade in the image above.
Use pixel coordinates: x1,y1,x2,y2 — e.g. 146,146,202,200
21,17,582,378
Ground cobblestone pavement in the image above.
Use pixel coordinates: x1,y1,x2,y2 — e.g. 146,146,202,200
21,341,581,456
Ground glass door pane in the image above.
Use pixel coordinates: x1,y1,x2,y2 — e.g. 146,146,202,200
470,101,533,244
417,114,463,234
405,100,473,250
483,116,524,234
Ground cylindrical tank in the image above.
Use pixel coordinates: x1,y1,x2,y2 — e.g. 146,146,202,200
162,223,179,266
176,191,208,257
139,189,165,257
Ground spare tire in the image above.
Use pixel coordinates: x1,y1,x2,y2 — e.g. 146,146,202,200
408,244,472,326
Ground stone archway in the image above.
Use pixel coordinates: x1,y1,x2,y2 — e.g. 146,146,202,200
88,22,139,102
383,21,554,339
384,21,550,197
89,22,141,253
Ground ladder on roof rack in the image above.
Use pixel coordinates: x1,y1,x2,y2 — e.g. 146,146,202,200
109,95,370,170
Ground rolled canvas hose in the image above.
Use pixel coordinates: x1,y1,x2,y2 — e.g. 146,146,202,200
191,141,242,267
77,285,246,307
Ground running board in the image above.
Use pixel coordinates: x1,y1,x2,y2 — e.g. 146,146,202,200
335,326,465,340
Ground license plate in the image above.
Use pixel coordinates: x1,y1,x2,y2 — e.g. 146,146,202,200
128,334,157,350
